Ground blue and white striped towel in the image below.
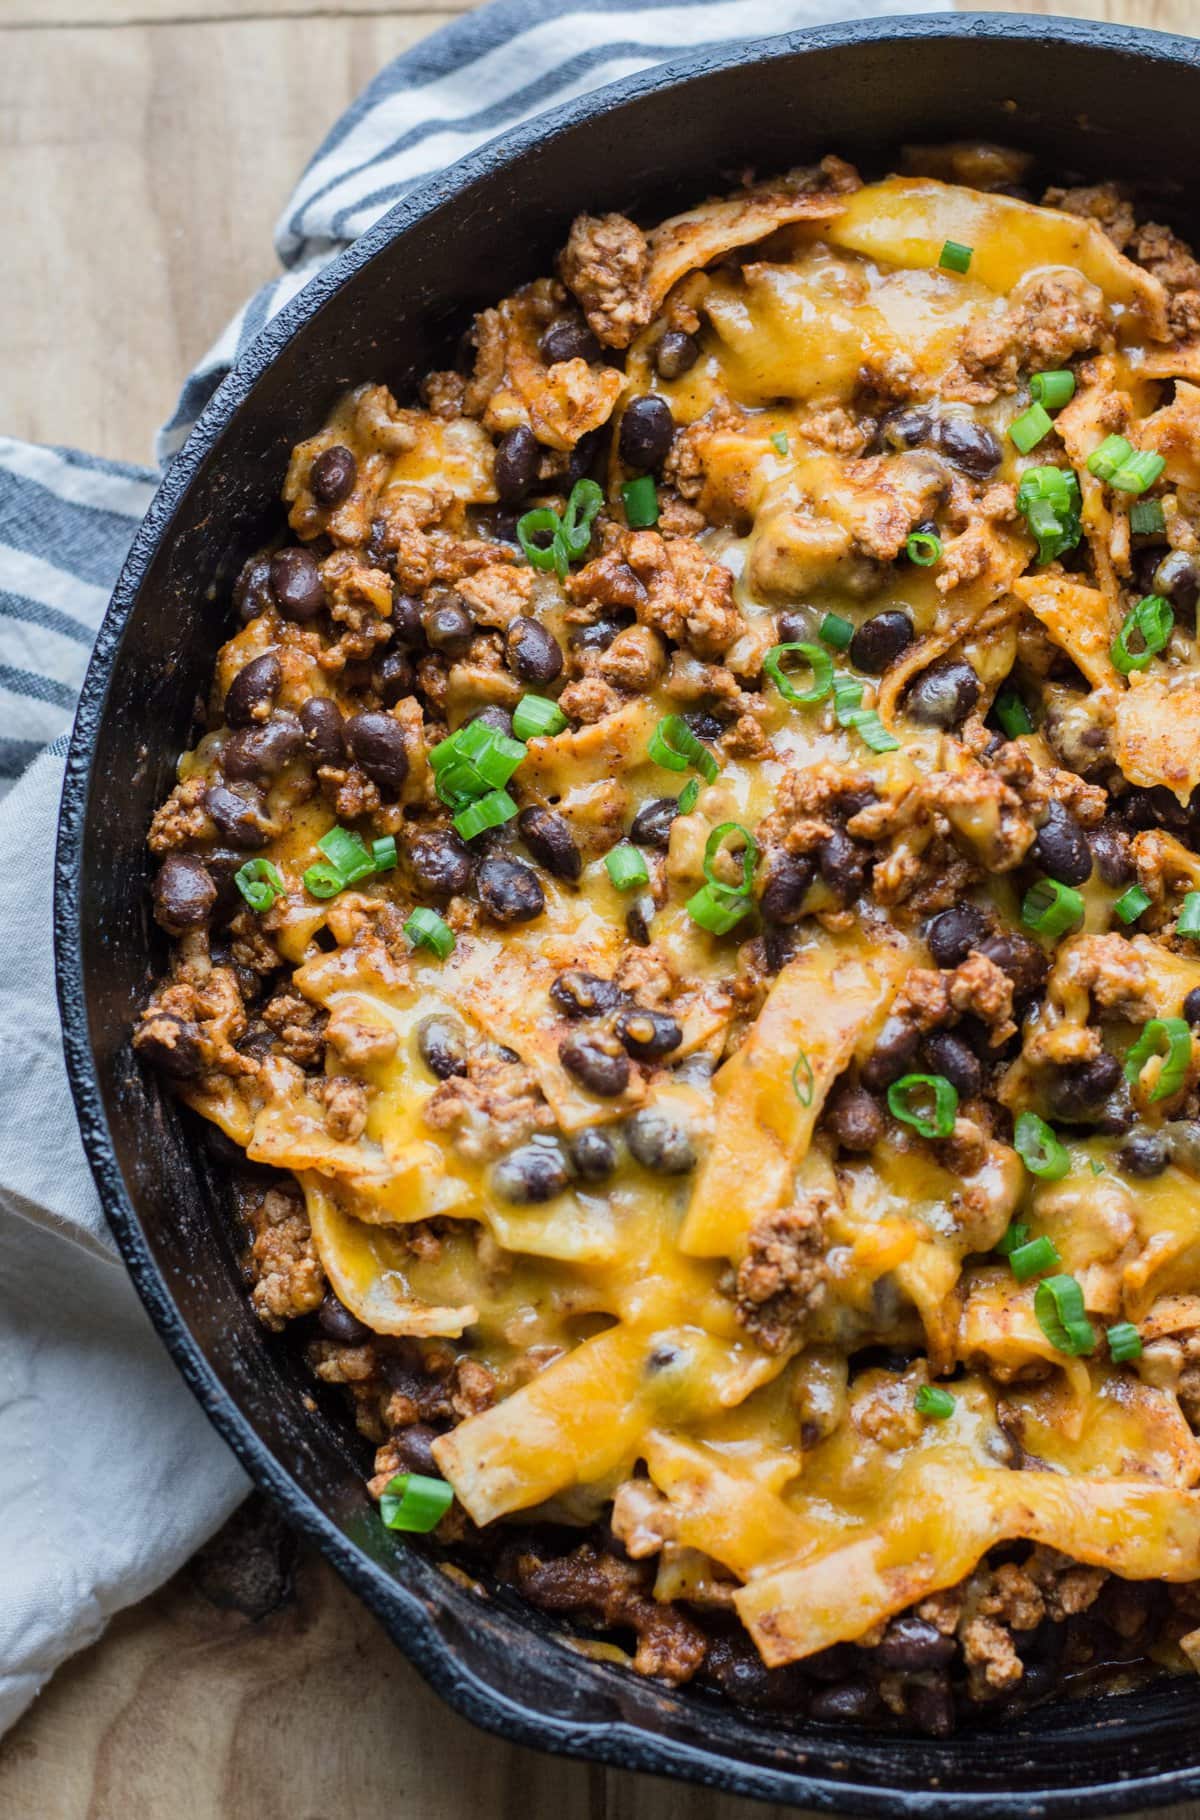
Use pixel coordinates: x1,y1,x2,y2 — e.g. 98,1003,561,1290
0,0,945,1738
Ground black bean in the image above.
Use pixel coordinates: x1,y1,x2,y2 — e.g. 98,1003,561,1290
1165,1118,1200,1169
569,1127,618,1182
316,1291,370,1343
570,615,629,653
1032,801,1092,886
615,1007,682,1062
626,894,655,946
826,1084,884,1152
423,593,474,656
923,1029,983,1098
152,854,216,934
1090,819,1133,888
937,416,1002,477
1043,1052,1123,1122
926,903,990,969
205,782,269,849
978,929,1048,1004
310,444,357,508
376,648,416,707
390,1422,441,1477
631,796,679,850
808,1678,879,1724
494,425,540,505
506,616,564,686
655,329,700,380
559,1030,630,1097
1118,1129,1170,1177
879,406,936,451
477,854,545,923
565,427,605,490
775,608,815,646
861,1016,921,1091
684,709,723,743
550,969,625,1019
904,658,980,728
625,1108,695,1173
619,395,675,471
1112,784,1189,838
907,1677,956,1739
517,805,581,881
873,1614,957,1673
492,1143,570,1203
390,592,426,648
298,698,346,767
471,704,515,739
539,316,601,365
817,828,868,901
1154,549,1200,617
346,710,409,794
849,610,914,675
134,1011,203,1080
1185,988,1200,1026
224,651,282,728
234,553,274,624
759,850,815,923
269,547,326,621
223,714,304,783
409,829,473,897
417,1013,469,1080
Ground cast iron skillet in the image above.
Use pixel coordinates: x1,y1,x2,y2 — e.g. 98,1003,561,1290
55,14,1200,1812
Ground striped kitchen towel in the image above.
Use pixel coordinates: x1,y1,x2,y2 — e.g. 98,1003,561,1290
0,0,946,1740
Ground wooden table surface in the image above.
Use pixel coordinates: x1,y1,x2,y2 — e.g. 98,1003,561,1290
1,0,1196,1812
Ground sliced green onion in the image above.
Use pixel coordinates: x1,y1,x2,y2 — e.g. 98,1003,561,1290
1088,1159,1105,1177
914,1384,956,1419
847,708,901,754
318,825,376,885
235,857,285,913
1021,877,1084,939
678,777,700,814
763,641,834,707
1125,1015,1192,1102
452,788,519,841
303,860,345,900
1111,449,1166,496
996,1221,1031,1258
939,239,973,274
1010,1234,1062,1283
1107,1321,1143,1364
1113,884,1151,925
1010,401,1053,455
820,611,854,651
1014,1110,1071,1182
516,505,566,578
1030,370,1076,410
906,529,943,566
1111,594,1173,675
560,477,604,560
1178,891,1200,938
380,1471,455,1531
832,673,863,720
686,881,753,935
371,835,398,873
1087,434,1133,482
512,693,568,741
887,1073,958,1140
1017,464,1083,566
792,1051,815,1107
403,908,455,961
1130,498,1166,536
1034,1273,1096,1357
605,844,649,891
994,684,1033,738
648,714,719,782
474,731,526,790
431,722,525,806
703,821,759,898
622,474,659,528
770,430,790,456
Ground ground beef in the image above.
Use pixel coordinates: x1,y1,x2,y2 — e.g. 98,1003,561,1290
245,1186,326,1330
262,991,327,1068
513,1541,707,1683
953,271,1110,396
559,212,652,348
423,1053,554,1160
734,1193,830,1353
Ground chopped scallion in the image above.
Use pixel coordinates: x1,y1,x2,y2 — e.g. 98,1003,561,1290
1111,594,1173,675
1009,1233,1061,1283
318,825,375,885
515,505,566,578
371,835,397,873
1087,434,1133,483
702,821,759,898
1178,891,1200,938
512,693,568,741
819,612,855,651
994,684,1033,738
1113,884,1151,925
914,1384,956,1419
1009,401,1053,454
1034,1274,1096,1357
763,641,834,707
648,714,718,782
1111,449,1166,496
1030,369,1076,410
906,529,943,566
452,788,519,841
792,1051,815,1107
1129,498,1166,536
1021,877,1084,940
622,474,659,528
939,239,973,274
887,1072,958,1140
686,880,754,935
1107,1321,1143,1364
235,857,285,913
380,1471,455,1531
403,908,455,960
996,1221,1031,1258
1124,1016,1192,1103
1014,1110,1071,1182
770,430,790,456
605,844,649,891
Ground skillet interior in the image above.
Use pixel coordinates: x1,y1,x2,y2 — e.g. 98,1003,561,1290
55,15,1200,1812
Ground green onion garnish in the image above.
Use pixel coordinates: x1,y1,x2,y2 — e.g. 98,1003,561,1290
770,430,790,456
379,1471,455,1531
512,693,568,741
1087,434,1133,483
996,1221,1031,1257
303,860,345,900
648,714,719,782
906,529,943,566
914,1384,956,1419
1034,1274,1096,1357
1030,370,1076,410
371,836,397,872
820,612,854,651
403,908,455,961
452,788,519,841
678,777,700,814
792,1051,815,1107
1021,877,1084,939
887,1073,958,1139
1016,465,1083,565
559,478,604,561
994,684,1033,738
1106,1321,1143,1364
1130,498,1166,536
1113,884,1151,925
1014,1110,1071,1182
686,881,754,935
1112,449,1166,496
516,505,566,578
939,239,973,274
763,641,834,706
832,671,900,753
703,821,759,898
1125,1015,1192,1102
1010,402,1053,455
1178,891,1200,938
318,825,376,885
235,857,285,913
1111,594,1173,675
1010,1233,1061,1283
431,721,525,808
622,474,659,528
605,844,649,891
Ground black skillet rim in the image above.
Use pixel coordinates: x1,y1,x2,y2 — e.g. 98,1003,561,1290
54,12,1200,1813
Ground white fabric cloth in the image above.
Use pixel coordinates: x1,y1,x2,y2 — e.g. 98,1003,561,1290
0,0,948,1738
